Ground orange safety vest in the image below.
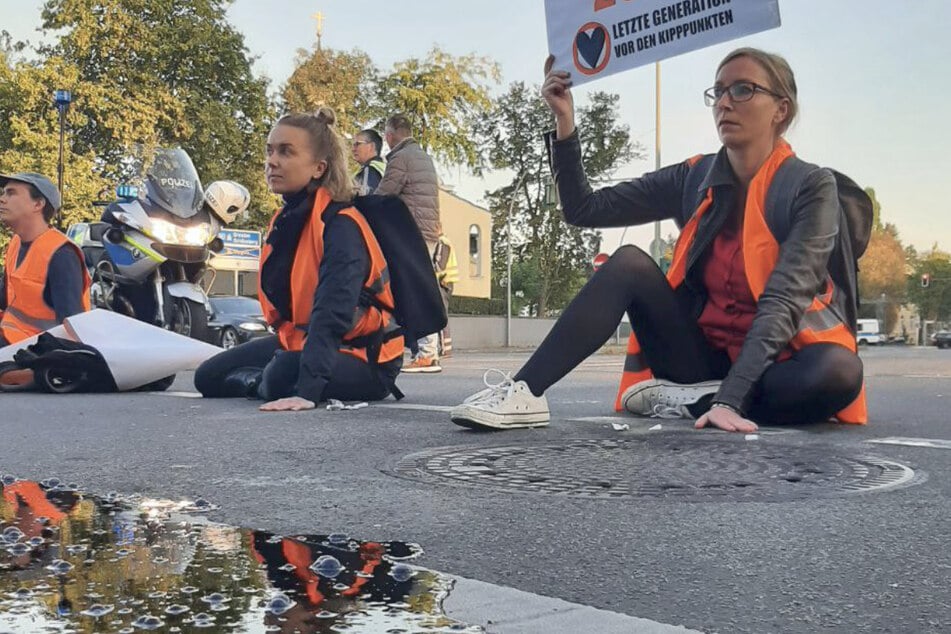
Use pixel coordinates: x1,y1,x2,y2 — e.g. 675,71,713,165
1,228,91,344
258,188,404,364
249,536,383,606
2,480,69,525
616,141,867,424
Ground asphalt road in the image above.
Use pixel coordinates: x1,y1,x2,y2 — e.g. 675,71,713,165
1,344,949,633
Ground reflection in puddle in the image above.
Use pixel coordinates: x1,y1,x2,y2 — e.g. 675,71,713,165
0,476,480,633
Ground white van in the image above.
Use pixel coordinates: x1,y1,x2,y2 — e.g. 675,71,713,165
856,319,883,345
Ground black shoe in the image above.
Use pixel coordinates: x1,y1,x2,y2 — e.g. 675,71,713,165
222,368,262,399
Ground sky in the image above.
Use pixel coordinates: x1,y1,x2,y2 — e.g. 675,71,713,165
4,0,950,254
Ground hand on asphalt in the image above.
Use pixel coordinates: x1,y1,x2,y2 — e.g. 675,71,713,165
695,406,759,433
259,396,316,412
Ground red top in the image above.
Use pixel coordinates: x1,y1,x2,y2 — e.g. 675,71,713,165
697,223,758,362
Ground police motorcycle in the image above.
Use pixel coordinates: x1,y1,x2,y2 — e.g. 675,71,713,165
67,148,250,342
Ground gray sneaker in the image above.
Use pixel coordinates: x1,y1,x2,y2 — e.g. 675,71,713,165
451,370,550,430
621,379,721,419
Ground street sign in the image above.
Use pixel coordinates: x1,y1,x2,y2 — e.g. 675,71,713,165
218,229,261,260
593,252,610,271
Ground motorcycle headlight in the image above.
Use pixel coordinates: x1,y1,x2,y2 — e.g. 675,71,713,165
147,220,210,246
239,322,267,332
147,219,179,244
181,223,211,246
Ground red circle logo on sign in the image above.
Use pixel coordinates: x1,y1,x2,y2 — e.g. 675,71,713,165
573,22,611,76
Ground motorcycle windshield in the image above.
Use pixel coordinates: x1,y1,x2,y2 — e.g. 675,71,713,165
141,149,204,219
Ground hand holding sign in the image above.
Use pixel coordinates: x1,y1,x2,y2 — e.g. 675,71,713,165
542,55,576,138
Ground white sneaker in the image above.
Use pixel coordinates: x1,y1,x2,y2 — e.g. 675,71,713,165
621,378,721,419
451,370,550,430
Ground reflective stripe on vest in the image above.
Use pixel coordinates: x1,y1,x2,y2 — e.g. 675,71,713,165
355,159,386,195
615,141,867,423
1,229,91,344
257,188,403,364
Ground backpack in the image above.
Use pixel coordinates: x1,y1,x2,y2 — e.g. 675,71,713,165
326,195,448,343
766,158,873,331
683,155,873,331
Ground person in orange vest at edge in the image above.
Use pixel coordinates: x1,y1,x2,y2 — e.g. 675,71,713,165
1,479,83,569
250,532,417,629
0,173,91,388
194,108,403,411
450,48,869,433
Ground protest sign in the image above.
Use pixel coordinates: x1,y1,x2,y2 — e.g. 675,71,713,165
545,0,781,85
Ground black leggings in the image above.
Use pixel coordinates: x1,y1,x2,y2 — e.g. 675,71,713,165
194,335,391,402
514,246,863,425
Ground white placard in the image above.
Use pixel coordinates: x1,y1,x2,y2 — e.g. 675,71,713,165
0,310,222,391
545,0,782,86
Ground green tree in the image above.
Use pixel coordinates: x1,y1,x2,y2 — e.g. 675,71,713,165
376,48,500,168
283,47,379,136
908,248,951,322
864,186,883,231
0,30,27,62
0,54,159,246
38,0,276,219
858,223,907,332
479,82,642,316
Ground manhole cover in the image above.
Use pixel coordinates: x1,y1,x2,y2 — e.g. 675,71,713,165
390,436,920,502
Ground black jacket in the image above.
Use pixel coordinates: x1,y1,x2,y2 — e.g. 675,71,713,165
261,190,395,402
549,130,845,412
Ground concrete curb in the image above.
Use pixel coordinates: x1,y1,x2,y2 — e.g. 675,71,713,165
444,574,701,634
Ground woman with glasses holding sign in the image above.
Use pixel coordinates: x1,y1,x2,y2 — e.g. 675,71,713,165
451,47,870,433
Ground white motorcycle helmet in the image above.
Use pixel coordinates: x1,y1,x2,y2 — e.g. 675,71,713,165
204,180,250,224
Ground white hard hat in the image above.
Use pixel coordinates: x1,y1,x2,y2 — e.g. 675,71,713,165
204,180,250,224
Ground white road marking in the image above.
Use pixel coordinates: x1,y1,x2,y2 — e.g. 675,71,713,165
374,403,454,413
571,416,629,423
899,374,951,378
568,416,798,434
867,436,951,450
151,391,202,398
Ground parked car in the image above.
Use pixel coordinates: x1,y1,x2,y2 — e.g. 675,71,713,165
856,318,882,346
207,296,271,349
932,331,951,349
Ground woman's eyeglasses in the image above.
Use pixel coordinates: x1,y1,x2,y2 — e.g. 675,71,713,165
703,81,783,107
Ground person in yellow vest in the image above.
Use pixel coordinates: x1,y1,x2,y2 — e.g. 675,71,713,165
0,172,90,347
352,129,386,196
433,234,459,357
451,48,867,433
194,108,404,411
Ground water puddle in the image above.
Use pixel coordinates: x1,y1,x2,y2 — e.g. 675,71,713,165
0,476,480,633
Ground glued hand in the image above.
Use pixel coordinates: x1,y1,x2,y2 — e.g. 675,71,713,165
695,406,758,433
259,396,316,412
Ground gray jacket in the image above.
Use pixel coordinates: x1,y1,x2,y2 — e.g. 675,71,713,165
375,138,441,242
549,130,848,413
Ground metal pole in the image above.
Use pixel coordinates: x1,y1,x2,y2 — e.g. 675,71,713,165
506,202,512,347
505,170,529,347
651,61,662,263
57,107,66,227
53,89,71,228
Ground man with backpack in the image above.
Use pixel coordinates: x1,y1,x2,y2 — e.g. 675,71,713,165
375,114,444,374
